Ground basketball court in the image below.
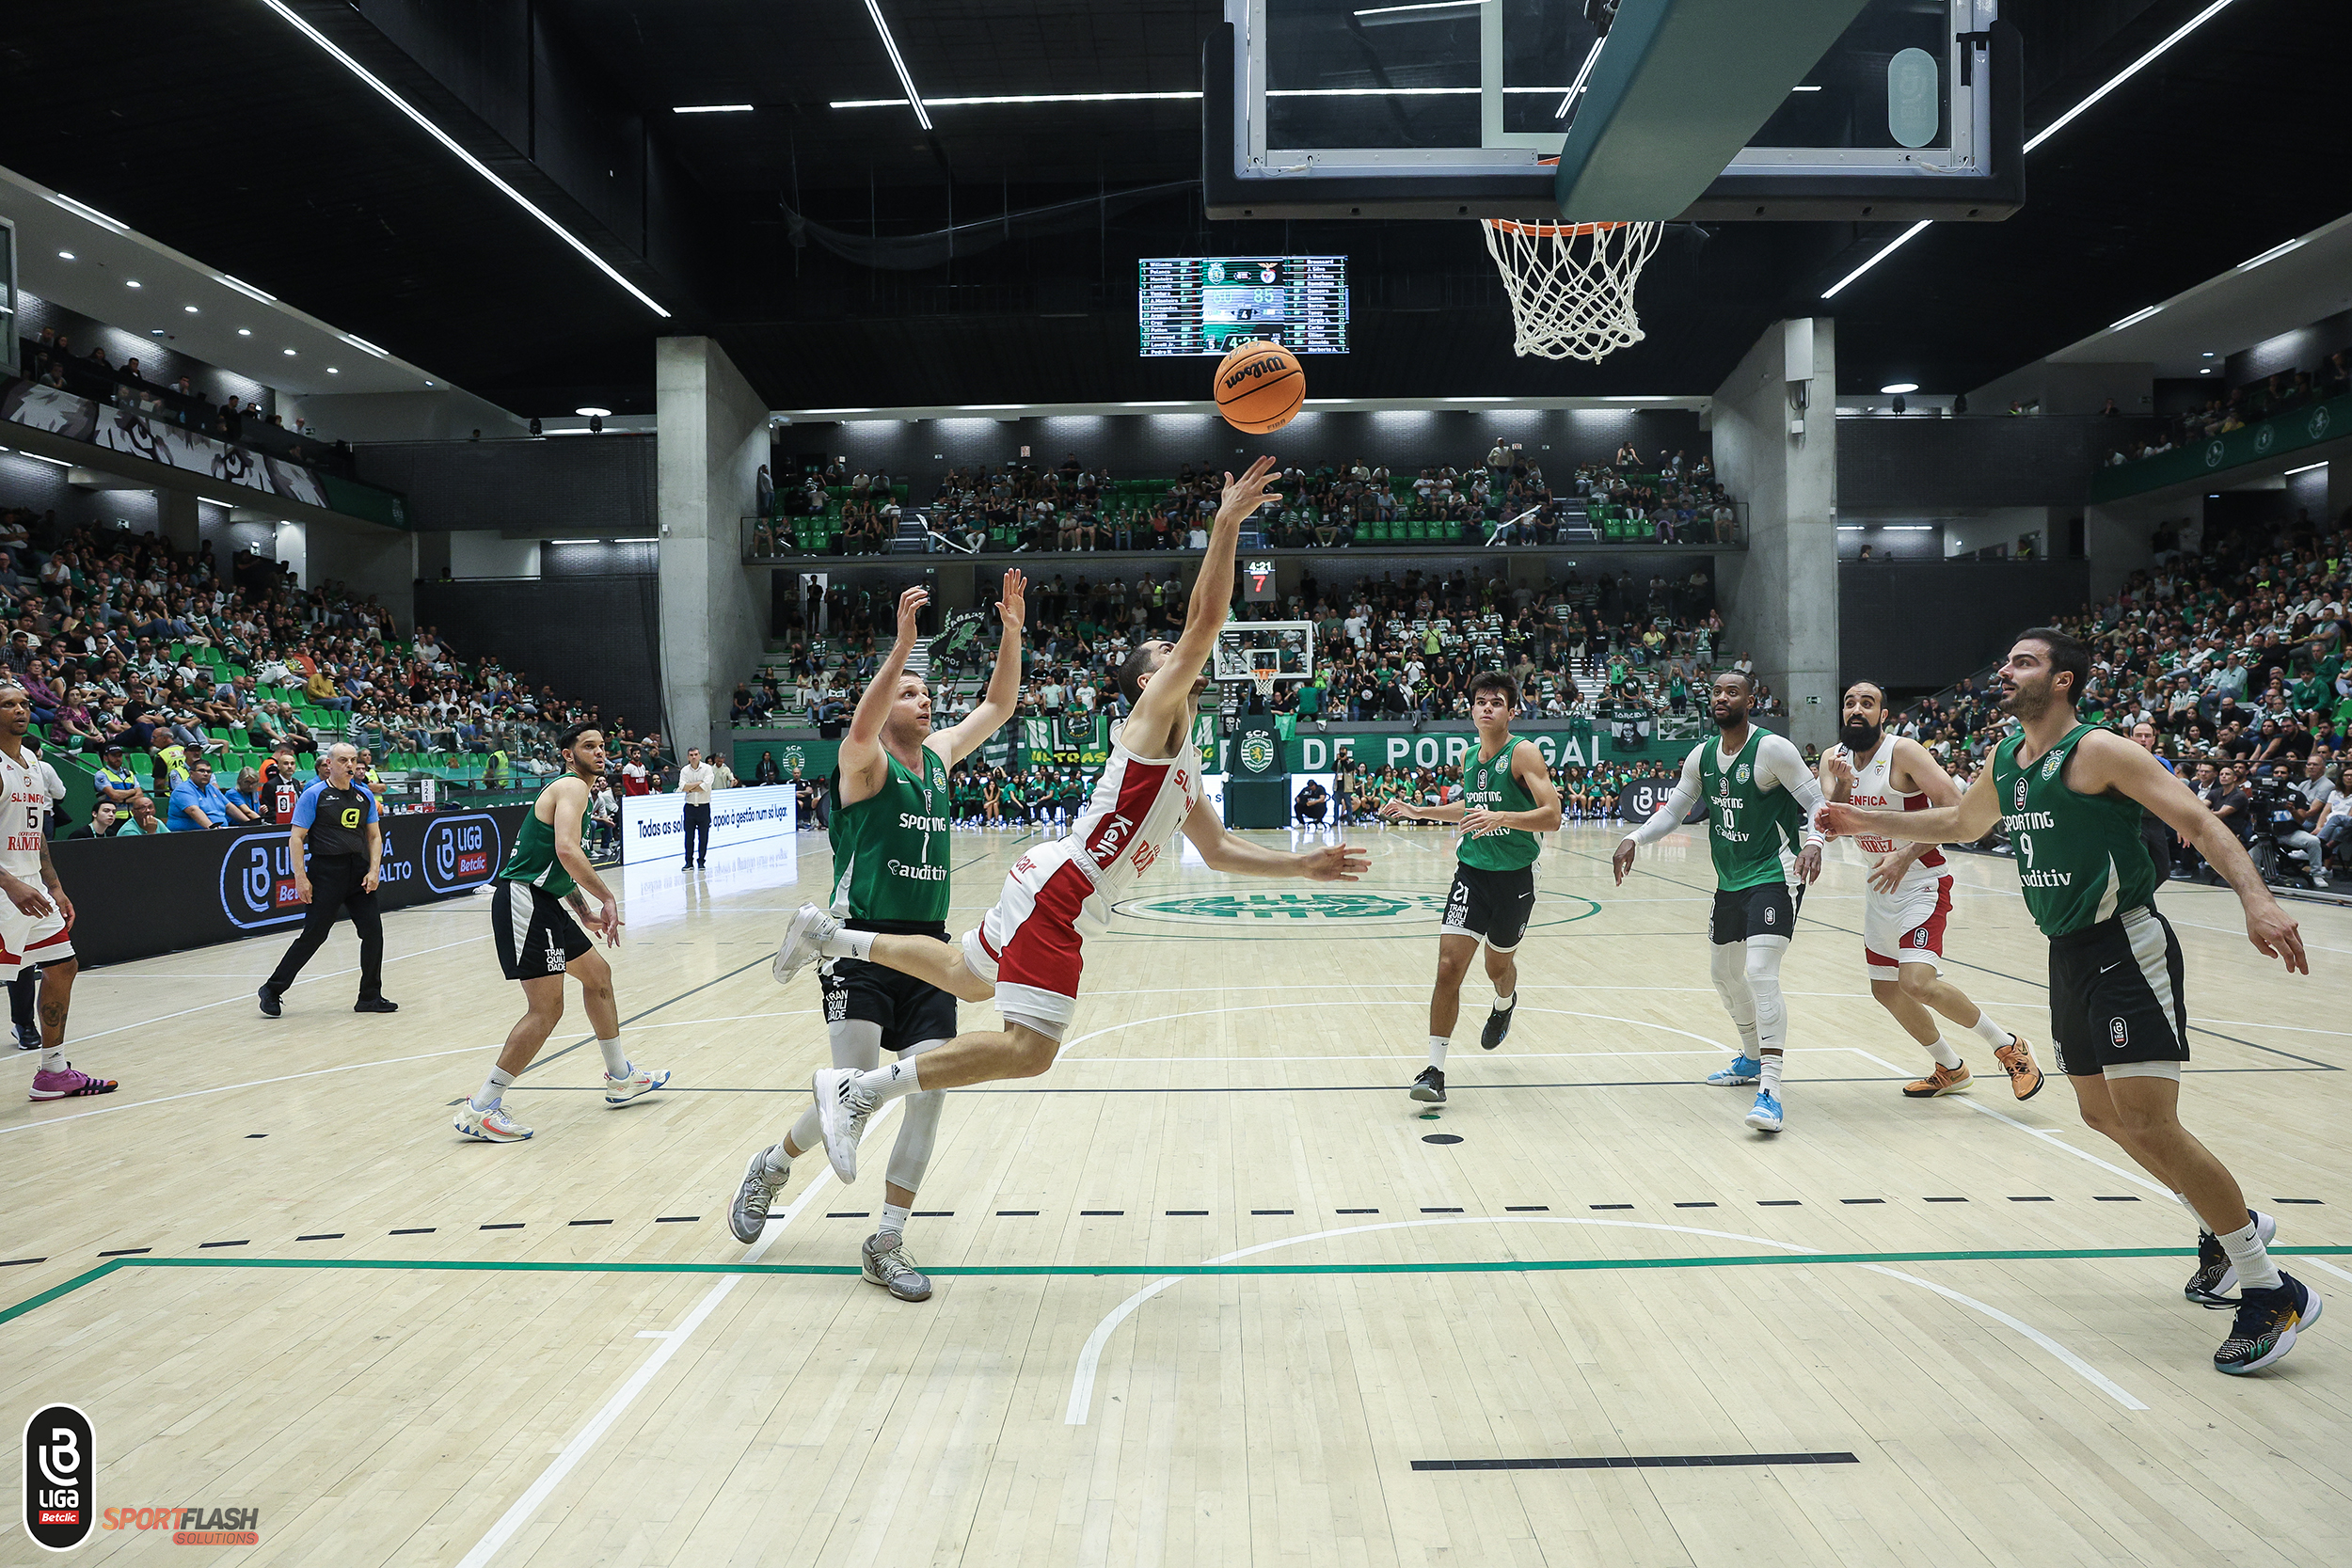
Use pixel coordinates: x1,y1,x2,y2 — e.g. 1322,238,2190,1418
8,0,2350,1561
5,817,2348,1565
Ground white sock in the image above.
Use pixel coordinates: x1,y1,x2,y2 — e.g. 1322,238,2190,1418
1925,1036,1963,1070
2217,1218,2281,1291
1428,1035,1450,1069
818,927,876,960
1491,990,1515,1011
853,1056,923,1104
596,1036,630,1077
762,1137,796,1179
40,1045,63,1072
472,1067,516,1112
879,1201,913,1241
1758,1053,1784,1096
1966,1013,2012,1050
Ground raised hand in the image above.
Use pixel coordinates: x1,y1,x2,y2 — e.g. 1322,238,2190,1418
996,568,1026,633
894,586,931,645
1216,455,1283,531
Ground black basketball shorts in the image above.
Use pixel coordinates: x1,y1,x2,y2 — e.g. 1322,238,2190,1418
1708,881,1804,945
492,880,594,981
819,930,958,1054
2045,904,2190,1079
1441,863,1537,952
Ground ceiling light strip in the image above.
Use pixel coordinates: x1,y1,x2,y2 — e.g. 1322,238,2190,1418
863,0,931,130
47,194,129,233
2023,0,2239,153
1353,0,1486,17
1820,220,1931,299
672,104,754,114
255,0,669,318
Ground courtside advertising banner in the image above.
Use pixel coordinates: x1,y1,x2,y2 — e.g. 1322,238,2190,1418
51,806,528,967
620,784,797,861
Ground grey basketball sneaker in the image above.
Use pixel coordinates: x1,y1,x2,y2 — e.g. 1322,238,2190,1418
863,1232,933,1302
729,1147,789,1244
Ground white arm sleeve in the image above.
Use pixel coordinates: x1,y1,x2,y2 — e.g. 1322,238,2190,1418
1756,733,1829,844
1623,744,1705,847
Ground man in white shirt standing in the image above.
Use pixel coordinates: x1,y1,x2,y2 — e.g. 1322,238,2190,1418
677,747,717,870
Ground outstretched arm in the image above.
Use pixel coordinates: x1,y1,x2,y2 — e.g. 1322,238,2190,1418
839,587,929,804
2069,728,2305,973
1820,761,2001,847
931,570,1025,767
1183,800,1368,881
1612,744,1704,883
1127,457,1282,752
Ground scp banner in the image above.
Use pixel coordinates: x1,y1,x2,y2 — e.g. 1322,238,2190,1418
51,807,528,968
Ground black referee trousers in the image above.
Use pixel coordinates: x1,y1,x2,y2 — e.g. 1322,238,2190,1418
264,853,385,999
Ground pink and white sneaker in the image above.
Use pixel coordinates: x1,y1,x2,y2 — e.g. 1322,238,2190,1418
29,1064,119,1100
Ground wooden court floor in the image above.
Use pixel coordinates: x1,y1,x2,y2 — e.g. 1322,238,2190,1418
6,821,2349,1567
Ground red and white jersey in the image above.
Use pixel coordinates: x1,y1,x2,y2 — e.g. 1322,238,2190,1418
0,745,48,878
1064,722,1204,899
1835,738,1945,891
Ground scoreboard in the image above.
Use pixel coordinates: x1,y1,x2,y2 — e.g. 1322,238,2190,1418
1137,256,1348,356
1243,559,1278,603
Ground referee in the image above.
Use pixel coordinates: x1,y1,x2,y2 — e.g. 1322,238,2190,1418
259,742,398,1016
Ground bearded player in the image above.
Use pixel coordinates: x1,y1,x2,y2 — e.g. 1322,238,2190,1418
769,457,1368,1183
1822,628,2315,1374
728,572,1026,1302
1820,680,2042,1101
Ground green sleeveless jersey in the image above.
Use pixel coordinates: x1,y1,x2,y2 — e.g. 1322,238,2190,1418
1696,730,1803,892
1992,722,2155,937
500,783,578,898
829,745,951,927
1456,736,1541,871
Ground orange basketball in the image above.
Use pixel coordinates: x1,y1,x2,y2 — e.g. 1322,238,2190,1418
1213,340,1305,434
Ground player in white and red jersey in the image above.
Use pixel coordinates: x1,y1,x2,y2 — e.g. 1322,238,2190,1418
1820,680,2040,1101
770,456,1369,1183
0,685,115,1101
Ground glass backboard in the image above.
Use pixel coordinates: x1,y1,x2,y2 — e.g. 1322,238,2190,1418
1206,0,2021,222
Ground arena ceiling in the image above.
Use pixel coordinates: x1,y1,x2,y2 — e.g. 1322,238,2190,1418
3,0,2346,418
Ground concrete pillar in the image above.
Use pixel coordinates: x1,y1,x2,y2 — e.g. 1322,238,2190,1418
657,337,769,757
1712,318,1838,750
155,487,200,556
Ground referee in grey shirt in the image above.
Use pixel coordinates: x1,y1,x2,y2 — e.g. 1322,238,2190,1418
678,747,716,868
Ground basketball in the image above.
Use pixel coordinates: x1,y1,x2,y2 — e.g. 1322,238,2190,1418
1213,339,1304,433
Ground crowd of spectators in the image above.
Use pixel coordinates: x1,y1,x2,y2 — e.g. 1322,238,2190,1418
739,562,1743,738
0,506,619,837
754,441,1739,558
1894,505,2351,887
2106,349,2350,467
16,329,356,478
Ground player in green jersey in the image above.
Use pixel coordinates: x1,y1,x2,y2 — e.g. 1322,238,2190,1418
1381,672,1562,1103
730,574,1025,1300
1614,671,1825,1134
1823,627,2316,1374
454,721,662,1143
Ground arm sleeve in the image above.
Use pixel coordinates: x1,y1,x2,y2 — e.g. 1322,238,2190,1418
1757,734,1830,842
1622,745,1705,846
290,782,319,829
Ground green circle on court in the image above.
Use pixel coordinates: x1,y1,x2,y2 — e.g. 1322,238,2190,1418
1115,888,1601,935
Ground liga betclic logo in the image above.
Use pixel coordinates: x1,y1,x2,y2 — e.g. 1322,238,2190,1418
22,1406,261,1551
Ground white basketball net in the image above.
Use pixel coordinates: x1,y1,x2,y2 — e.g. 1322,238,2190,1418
1248,652,1281,703
1480,218,1663,362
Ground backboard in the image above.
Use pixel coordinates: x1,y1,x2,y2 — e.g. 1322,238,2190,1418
1213,621,1316,686
1204,0,2022,222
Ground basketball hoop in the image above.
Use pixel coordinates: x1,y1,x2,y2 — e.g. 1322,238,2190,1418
1479,216,1662,363
1247,650,1281,704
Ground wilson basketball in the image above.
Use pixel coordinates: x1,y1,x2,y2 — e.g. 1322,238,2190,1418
1214,340,1304,434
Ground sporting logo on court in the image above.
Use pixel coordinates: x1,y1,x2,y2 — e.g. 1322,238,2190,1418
1118,890,1600,932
